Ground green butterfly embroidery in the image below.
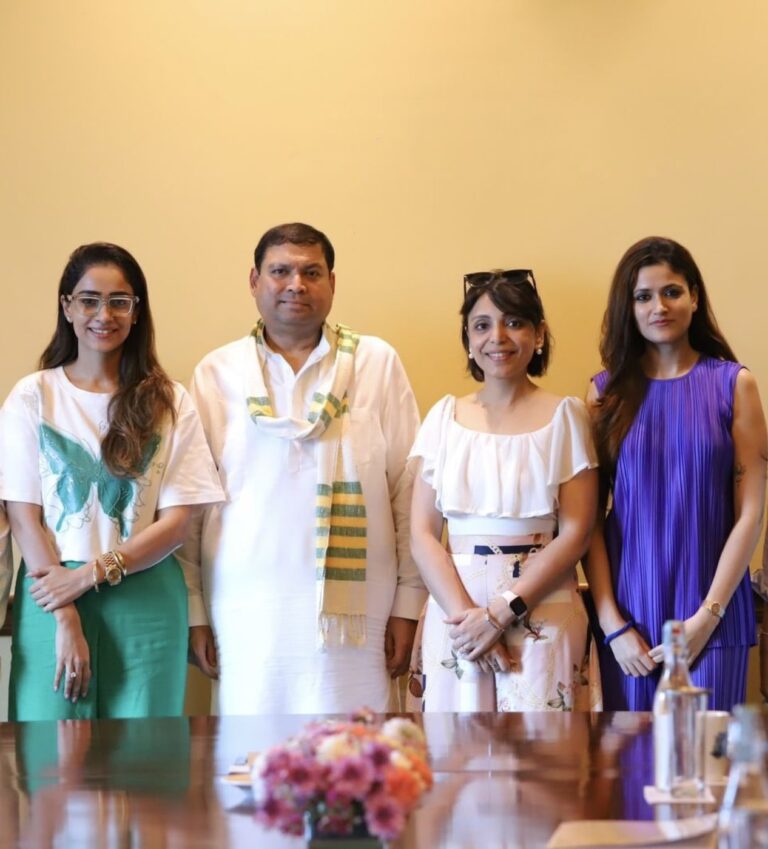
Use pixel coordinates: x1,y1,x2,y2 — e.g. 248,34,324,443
440,649,464,680
40,423,160,538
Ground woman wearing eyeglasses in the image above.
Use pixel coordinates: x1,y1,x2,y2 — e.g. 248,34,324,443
409,270,601,711
0,242,223,720
586,237,767,711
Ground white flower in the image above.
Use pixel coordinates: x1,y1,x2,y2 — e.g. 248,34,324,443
316,733,357,763
380,718,426,750
389,749,410,770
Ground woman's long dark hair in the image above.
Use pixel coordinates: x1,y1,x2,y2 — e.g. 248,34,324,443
593,236,736,480
41,242,176,478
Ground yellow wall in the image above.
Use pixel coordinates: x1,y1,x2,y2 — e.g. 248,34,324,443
1,1,766,703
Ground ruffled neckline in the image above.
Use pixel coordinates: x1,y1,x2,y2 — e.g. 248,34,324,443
447,395,571,439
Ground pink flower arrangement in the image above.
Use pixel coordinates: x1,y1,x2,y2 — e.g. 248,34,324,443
251,709,433,841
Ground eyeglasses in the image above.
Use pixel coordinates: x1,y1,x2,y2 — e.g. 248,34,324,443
64,294,140,317
463,269,537,296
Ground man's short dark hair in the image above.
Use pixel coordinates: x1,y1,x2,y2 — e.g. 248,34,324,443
253,223,335,272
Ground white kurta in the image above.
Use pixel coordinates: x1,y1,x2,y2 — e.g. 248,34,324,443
181,330,426,714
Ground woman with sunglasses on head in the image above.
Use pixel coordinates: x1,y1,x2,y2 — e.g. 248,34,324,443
409,270,601,711
0,243,223,720
586,237,767,711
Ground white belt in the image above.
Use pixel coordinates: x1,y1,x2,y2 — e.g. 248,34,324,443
449,552,575,604
446,515,556,536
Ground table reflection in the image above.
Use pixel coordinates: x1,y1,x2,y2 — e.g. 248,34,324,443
413,712,654,849
2,716,224,849
0,712,674,849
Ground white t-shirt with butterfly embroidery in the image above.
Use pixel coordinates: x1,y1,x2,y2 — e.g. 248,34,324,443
0,367,224,564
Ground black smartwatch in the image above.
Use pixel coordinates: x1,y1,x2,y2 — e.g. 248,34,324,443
502,591,528,619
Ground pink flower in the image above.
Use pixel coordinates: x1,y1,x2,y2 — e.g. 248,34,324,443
364,794,406,840
285,753,321,799
262,747,291,776
254,794,295,830
363,740,392,777
325,787,353,808
329,755,375,798
282,812,305,836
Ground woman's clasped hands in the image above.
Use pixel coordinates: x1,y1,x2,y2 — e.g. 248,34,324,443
29,563,92,612
445,603,518,674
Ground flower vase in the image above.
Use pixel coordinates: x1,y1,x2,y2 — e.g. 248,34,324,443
303,811,384,849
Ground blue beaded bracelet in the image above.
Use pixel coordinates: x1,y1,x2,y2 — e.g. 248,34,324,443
604,619,636,646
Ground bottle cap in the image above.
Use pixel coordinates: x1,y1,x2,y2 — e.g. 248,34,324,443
662,619,686,648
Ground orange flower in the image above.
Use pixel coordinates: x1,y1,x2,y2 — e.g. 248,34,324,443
404,751,434,790
384,765,422,808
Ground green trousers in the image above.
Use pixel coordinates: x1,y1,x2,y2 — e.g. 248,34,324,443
10,556,188,721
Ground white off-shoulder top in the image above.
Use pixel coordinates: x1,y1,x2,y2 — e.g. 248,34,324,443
409,395,598,536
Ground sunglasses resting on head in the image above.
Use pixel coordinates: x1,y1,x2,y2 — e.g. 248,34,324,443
463,269,537,296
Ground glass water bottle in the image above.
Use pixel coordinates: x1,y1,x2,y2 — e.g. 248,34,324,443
718,704,768,848
653,619,708,797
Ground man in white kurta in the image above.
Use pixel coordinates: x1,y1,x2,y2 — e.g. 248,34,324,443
183,223,425,714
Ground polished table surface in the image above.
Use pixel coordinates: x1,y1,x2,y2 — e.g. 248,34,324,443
0,711,708,849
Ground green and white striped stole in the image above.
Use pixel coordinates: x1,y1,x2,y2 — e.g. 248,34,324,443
246,321,368,647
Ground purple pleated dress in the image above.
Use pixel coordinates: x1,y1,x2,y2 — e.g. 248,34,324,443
595,357,755,711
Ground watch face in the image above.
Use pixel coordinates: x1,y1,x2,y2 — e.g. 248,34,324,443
710,602,722,617
104,565,121,586
510,596,527,617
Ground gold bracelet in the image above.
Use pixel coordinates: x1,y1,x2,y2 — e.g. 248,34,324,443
92,560,101,593
484,607,505,632
112,549,127,577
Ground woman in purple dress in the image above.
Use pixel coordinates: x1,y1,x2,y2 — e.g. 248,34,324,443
586,237,767,711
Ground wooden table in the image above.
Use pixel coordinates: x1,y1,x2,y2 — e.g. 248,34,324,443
0,711,704,848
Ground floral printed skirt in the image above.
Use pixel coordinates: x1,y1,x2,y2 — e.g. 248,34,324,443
414,533,602,712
